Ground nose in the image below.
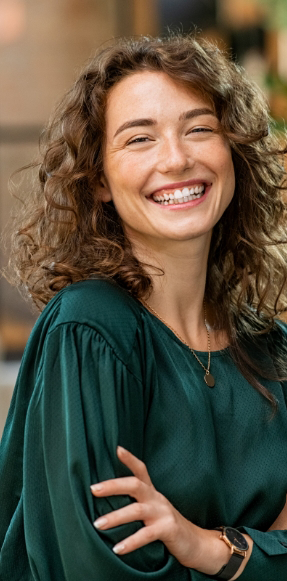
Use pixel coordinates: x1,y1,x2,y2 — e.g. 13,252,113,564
156,136,192,174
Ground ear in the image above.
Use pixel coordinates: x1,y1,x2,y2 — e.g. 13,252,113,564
97,173,112,203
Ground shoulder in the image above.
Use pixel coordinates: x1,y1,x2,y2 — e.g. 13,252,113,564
53,278,141,327
45,278,143,361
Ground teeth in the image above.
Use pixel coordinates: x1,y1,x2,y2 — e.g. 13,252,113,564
174,189,183,199
152,184,206,204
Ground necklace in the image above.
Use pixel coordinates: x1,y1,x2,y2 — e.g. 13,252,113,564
139,298,215,387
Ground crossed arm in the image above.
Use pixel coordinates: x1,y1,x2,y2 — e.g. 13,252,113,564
91,446,256,579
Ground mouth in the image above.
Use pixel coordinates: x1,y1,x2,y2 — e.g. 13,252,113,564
148,182,210,206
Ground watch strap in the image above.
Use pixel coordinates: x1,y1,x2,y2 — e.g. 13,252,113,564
213,552,244,580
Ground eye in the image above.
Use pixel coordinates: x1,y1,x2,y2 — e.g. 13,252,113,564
190,127,214,134
127,136,151,145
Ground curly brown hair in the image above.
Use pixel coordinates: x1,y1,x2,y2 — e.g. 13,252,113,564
6,33,287,409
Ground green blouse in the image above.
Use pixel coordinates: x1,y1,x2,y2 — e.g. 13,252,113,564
1,279,287,580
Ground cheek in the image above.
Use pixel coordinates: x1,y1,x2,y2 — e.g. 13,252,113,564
208,144,235,207
106,155,147,193
216,145,235,189
103,165,143,220
225,157,235,193
222,165,235,211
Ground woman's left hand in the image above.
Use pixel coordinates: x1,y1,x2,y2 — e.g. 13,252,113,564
90,446,213,570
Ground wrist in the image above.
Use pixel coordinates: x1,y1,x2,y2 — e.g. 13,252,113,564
189,527,230,575
188,528,253,578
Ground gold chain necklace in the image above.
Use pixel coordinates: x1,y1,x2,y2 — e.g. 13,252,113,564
139,298,215,387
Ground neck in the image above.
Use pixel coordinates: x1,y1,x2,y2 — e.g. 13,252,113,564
128,230,213,349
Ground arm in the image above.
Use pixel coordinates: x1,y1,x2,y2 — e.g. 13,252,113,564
91,448,287,581
21,323,193,580
91,446,253,578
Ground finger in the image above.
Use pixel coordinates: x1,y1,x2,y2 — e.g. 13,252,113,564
94,502,152,530
112,524,159,555
90,475,150,502
117,446,153,486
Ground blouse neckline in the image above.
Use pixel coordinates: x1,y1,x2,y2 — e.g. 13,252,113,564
137,300,229,357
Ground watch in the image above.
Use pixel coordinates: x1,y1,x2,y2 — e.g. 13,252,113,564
212,526,249,580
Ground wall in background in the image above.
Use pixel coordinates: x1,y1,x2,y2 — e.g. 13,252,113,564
0,0,159,362
1,0,287,433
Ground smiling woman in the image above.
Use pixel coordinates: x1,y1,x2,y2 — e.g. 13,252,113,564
1,34,287,581
99,71,235,248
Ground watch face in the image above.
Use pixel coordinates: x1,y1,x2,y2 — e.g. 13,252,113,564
225,527,249,551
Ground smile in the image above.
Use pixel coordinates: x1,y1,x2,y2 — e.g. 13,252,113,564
148,183,209,206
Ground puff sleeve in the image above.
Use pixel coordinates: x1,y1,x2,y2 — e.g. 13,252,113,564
1,322,190,580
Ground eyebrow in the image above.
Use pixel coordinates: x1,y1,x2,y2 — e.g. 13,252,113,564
113,108,216,138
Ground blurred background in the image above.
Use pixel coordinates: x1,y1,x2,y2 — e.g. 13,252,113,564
1,0,287,433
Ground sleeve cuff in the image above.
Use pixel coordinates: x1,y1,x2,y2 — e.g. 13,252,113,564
239,526,287,556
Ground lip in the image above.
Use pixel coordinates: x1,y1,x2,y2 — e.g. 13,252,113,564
147,184,211,210
149,178,212,197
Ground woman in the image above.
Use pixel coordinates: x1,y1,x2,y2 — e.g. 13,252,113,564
1,34,287,580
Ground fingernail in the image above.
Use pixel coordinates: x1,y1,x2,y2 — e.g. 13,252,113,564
90,484,103,492
94,517,107,529
113,543,125,554
117,446,126,454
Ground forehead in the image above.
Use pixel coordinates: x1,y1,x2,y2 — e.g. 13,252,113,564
104,71,213,130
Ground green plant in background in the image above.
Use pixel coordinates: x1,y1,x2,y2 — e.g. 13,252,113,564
255,0,287,126
265,70,287,128
257,0,287,29
266,72,287,94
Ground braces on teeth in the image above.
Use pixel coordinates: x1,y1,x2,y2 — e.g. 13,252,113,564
152,185,205,205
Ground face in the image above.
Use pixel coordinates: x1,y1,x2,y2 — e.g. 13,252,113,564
99,71,235,251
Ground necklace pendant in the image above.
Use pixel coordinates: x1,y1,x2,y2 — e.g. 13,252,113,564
204,372,215,387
